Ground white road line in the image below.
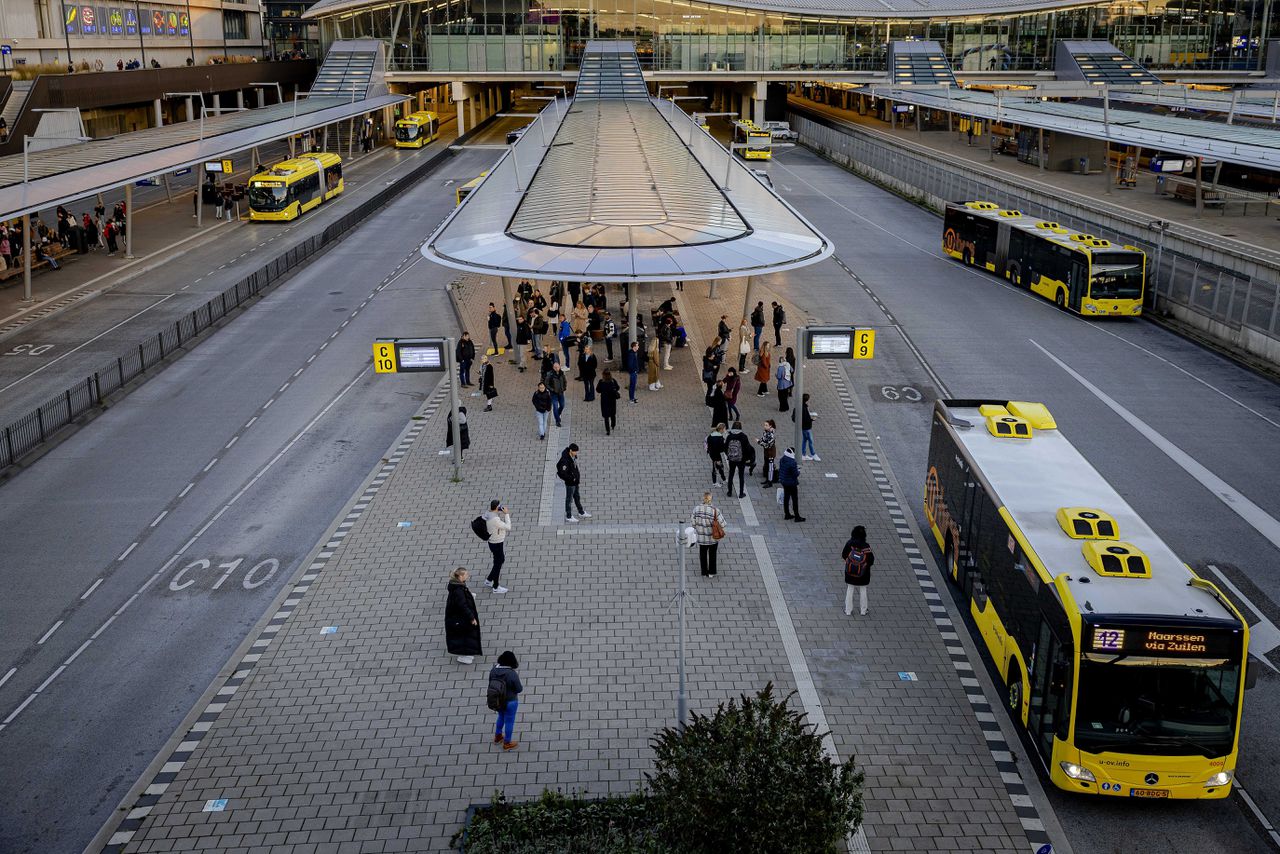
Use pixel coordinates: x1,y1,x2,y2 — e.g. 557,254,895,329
0,295,175,395
263,398,274,409
306,355,316,363
294,368,304,377
279,382,290,392
3,693,37,724
80,578,104,599
35,666,65,693
117,542,138,561
203,458,218,472
150,510,168,527
90,615,117,640
1206,565,1280,670
224,436,238,449
244,416,258,428
179,482,195,498
0,668,15,689
113,593,139,617
64,639,93,665
1031,340,1280,552
36,621,63,645
1236,783,1280,845
749,534,871,853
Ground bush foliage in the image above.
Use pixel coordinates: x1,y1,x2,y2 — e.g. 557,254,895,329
454,790,670,853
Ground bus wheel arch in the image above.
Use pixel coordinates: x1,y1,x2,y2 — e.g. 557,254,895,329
944,532,958,582
1007,658,1024,716
1055,288,1067,309
962,249,972,266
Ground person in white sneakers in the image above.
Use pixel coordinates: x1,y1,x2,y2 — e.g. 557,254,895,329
842,526,874,616
484,501,512,593
445,567,482,664
556,443,592,522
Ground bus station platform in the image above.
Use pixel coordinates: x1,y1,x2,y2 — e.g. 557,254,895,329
97,273,1071,853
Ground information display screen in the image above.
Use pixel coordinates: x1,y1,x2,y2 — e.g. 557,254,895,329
806,328,856,359
1089,624,1241,658
396,342,444,371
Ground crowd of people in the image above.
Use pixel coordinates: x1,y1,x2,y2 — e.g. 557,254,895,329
0,201,129,273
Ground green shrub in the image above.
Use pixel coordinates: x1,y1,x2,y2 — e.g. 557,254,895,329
646,683,863,854
455,789,670,853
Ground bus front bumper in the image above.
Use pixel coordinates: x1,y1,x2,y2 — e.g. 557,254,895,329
1053,754,1234,799
1081,301,1143,317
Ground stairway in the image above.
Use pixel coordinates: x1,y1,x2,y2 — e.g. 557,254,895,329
1,81,33,130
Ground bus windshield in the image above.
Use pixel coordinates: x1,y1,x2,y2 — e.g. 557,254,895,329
396,124,419,141
1075,655,1240,758
1089,251,1144,300
747,134,771,150
248,183,289,211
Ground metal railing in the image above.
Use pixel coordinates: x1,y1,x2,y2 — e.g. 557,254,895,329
788,109,1280,349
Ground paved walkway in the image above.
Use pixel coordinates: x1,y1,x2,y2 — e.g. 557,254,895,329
792,95,1280,252
105,274,1061,853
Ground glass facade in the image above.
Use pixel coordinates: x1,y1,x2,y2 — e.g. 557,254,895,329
316,0,1280,73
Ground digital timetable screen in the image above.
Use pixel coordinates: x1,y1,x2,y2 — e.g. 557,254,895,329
397,343,444,371
1089,624,1240,657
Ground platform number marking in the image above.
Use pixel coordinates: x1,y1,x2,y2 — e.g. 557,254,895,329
168,556,282,592
875,385,931,404
4,343,55,356
373,341,397,374
853,329,875,359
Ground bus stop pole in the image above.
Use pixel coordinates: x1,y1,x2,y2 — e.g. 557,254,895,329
22,214,32,302
740,276,755,353
445,336,462,482
501,276,523,369
124,183,135,259
196,167,204,229
792,326,806,468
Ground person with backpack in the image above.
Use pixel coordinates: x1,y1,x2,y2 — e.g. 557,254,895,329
445,567,482,664
779,447,804,522
445,406,470,460
532,382,552,440
842,526,874,616
754,341,771,397
776,353,794,412
772,301,786,346
484,500,512,593
724,422,750,498
557,443,591,522
546,362,567,427
792,393,819,460
456,333,476,387
558,317,574,365
706,423,727,486
750,301,765,351
480,355,497,412
596,369,621,435
487,650,524,750
690,492,726,577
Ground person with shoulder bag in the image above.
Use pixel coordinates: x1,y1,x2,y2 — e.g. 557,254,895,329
842,526,874,616
690,492,727,577
445,567,482,664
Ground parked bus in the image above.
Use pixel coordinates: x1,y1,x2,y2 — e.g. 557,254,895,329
732,121,772,160
942,201,1145,316
926,399,1249,799
394,111,440,148
455,171,488,205
247,154,344,222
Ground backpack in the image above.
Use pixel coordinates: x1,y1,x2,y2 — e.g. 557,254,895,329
726,435,744,463
845,546,872,584
486,671,509,711
471,516,491,540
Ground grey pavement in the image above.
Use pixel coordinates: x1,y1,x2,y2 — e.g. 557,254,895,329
112,270,1057,852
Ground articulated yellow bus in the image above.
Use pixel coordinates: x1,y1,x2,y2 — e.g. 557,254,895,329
248,154,344,222
455,172,488,205
926,399,1249,800
394,111,440,148
732,120,772,160
943,201,1146,317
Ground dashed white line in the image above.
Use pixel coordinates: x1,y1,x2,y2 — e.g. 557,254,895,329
293,368,304,377
65,640,93,665
306,355,316,364
0,668,15,689
340,320,349,328
329,331,339,339
224,436,239,449
3,693,37,724
278,382,290,393
35,666,65,693
36,621,63,645
117,542,139,561
244,416,258,429
263,398,275,409
179,482,195,498
80,578,104,599
113,593,139,616
203,458,218,472
319,342,328,350
150,510,168,527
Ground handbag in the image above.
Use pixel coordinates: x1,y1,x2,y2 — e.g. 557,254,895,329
711,513,726,541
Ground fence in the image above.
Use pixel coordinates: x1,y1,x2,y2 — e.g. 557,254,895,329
0,134,469,471
788,109,1280,363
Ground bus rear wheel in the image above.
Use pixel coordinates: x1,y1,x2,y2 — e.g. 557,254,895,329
1007,664,1023,713
962,250,972,267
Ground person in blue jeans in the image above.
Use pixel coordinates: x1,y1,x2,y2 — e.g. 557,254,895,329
546,362,567,428
490,650,523,750
624,340,640,402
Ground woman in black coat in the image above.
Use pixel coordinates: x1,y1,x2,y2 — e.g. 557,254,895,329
596,369,621,435
708,380,729,428
480,355,498,411
445,568,482,664
445,406,470,459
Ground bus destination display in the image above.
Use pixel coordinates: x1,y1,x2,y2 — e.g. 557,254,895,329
1090,625,1238,657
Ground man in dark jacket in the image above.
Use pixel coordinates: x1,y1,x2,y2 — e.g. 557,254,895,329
778,448,804,522
717,315,732,343
532,382,552,440
624,341,640,403
556,443,590,522
486,304,502,355
579,345,598,402
546,362,567,427
750,301,765,351
772,301,786,346
457,333,476,387
724,422,749,498
445,568,482,664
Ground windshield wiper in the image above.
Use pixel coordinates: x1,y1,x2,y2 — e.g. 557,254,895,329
1131,729,1224,758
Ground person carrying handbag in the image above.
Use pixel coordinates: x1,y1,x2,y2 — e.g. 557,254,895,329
691,492,726,577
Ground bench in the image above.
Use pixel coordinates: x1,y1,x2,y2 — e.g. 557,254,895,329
1169,181,1225,208
0,245,75,286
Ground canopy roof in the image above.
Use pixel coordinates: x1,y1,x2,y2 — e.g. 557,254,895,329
422,42,831,282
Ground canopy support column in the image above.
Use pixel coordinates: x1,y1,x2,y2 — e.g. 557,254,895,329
22,214,32,303
502,277,523,369
124,183,135,259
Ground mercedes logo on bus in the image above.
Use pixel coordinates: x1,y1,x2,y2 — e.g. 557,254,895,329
1145,773,1160,786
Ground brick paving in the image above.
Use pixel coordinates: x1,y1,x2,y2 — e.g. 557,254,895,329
116,272,1047,853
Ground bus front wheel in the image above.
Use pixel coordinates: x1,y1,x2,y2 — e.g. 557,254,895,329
1007,662,1023,713
962,250,972,267
1055,289,1067,309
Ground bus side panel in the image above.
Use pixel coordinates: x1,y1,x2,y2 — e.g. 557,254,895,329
941,207,972,261
924,415,962,565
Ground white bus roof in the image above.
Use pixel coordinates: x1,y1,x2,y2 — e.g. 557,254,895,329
939,401,1235,623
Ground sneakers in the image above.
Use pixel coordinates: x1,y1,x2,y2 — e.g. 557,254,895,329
844,609,852,617
802,454,814,461
580,511,592,518
493,734,504,744
664,365,673,371
539,434,545,440
811,455,821,462
493,586,509,594
566,516,579,523
860,609,868,616
484,579,493,588
655,382,663,389
503,741,519,751
457,655,474,664
739,491,746,498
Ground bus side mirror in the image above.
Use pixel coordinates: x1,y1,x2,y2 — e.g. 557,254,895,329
1245,656,1259,690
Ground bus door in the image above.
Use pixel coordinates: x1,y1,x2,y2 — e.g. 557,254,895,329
1028,618,1071,760
1068,258,1087,312
994,221,1011,277
956,479,984,599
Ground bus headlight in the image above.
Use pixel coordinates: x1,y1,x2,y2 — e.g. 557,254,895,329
1205,771,1233,787
1060,761,1096,782
1084,304,1098,313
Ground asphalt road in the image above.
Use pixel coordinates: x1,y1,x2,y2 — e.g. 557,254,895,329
0,143,503,854
757,143,1280,854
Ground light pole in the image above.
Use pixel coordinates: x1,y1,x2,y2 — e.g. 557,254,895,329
22,132,92,183
671,523,694,728
1148,219,1170,305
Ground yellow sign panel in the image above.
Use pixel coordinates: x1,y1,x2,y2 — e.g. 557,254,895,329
853,329,875,359
221,159,233,174
373,341,398,373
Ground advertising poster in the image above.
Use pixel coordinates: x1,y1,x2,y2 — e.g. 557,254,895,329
179,11,190,36
109,7,125,35
152,9,165,35
138,7,151,35
166,10,178,35
80,6,97,35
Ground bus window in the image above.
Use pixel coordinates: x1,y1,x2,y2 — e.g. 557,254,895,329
325,162,342,191
249,183,287,211
1069,259,1088,310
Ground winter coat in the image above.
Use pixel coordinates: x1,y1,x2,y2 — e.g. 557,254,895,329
546,370,567,395
457,338,476,363
445,411,470,451
487,310,502,331
532,389,552,413
751,305,765,328
481,364,497,399
597,378,620,417
776,361,793,390
708,388,728,427
486,511,512,544
701,355,719,384
624,348,640,374
778,452,799,486
580,353,598,383
489,664,523,701
556,449,580,485
772,304,786,327
706,430,727,461
723,374,741,404
724,429,749,464
739,326,751,355
842,538,875,586
445,581,482,655
754,351,771,384
791,402,813,430
691,503,725,547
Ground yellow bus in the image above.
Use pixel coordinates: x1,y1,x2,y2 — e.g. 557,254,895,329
455,171,488,205
394,110,440,148
926,399,1250,800
943,201,1145,317
248,153,344,222
732,120,772,160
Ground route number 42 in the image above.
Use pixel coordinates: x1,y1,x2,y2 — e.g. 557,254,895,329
170,557,281,591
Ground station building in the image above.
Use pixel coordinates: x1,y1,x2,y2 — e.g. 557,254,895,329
304,0,1278,75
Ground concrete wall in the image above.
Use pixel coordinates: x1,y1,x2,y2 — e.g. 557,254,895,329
788,108,1280,368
